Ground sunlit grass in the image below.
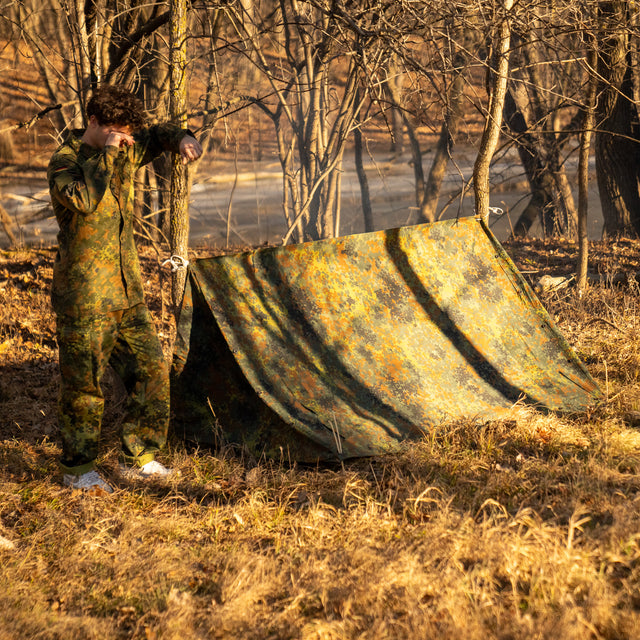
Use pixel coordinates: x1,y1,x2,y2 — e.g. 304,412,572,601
3,244,640,639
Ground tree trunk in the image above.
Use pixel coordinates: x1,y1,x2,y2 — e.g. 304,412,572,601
577,44,598,290
169,0,189,315
140,31,171,242
0,202,17,248
473,0,514,220
550,167,577,238
595,0,640,238
387,54,405,156
72,0,93,98
505,88,556,237
418,64,466,223
354,115,374,233
386,78,425,219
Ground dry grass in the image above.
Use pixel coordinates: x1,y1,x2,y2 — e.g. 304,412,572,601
2,239,640,640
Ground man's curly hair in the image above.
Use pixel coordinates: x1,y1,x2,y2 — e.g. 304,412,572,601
86,85,147,130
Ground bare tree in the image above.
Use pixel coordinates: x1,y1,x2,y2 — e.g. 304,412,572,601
9,0,640,250
353,88,374,233
595,0,640,238
474,0,514,221
7,1,171,129
577,42,598,291
169,0,190,313
418,22,471,224
6,0,189,244
214,0,384,243
505,19,583,238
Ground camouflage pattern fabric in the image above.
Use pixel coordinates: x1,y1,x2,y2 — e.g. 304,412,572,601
57,304,169,474
48,124,188,474
171,216,601,462
48,124,189,316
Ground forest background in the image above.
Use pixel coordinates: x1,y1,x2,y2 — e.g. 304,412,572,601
4,1,640,639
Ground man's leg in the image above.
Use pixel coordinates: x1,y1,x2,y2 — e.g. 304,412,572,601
108,304,170,467
56,313,119,475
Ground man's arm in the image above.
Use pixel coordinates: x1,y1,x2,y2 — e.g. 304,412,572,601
48,146,118,216
134,124,202,167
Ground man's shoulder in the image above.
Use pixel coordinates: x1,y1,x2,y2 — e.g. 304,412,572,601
50,131,84,159
48,144,76,176
48,132,85,181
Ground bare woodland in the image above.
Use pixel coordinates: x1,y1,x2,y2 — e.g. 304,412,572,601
6,5,640,638
1,1,640,269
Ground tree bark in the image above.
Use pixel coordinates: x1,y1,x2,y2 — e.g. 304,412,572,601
354,116,374,233
169,0,189,315
595,0,640,238
72,0,92,98
418,64,466,223
386,54,405,156
473,0,514,220
504,89,556,237
0,202,17,248
577,45,598,290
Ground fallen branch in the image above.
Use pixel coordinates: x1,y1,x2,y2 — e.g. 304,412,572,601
536,271,640,293
581,317,627,334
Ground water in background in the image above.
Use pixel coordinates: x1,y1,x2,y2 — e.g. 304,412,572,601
0,153,604,250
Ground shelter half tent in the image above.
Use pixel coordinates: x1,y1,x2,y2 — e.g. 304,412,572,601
170,215,600,462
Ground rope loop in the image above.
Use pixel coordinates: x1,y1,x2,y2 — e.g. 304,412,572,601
475,206,505,222
162,255,190,272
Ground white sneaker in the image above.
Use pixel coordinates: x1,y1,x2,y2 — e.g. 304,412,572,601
63,469,114,494
139,460,173,477
120,460,173,479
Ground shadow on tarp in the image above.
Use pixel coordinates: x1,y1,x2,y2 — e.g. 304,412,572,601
170,215,601,462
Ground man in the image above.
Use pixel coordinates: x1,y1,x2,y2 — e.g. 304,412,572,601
48,85,202,493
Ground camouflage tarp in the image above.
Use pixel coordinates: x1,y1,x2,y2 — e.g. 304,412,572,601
170,216,600,462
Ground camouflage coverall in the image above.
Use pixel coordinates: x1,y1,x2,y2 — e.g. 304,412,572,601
48,124,190,475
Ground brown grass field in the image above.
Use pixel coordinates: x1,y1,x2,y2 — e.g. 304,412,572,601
2,237,640,640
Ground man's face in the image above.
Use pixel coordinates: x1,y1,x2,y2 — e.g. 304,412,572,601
85,115,133,149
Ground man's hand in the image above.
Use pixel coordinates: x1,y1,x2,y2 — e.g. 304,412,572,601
105,129,135,148
179,135,203,165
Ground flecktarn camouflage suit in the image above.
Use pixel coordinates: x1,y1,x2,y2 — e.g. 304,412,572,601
48,123,190,475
